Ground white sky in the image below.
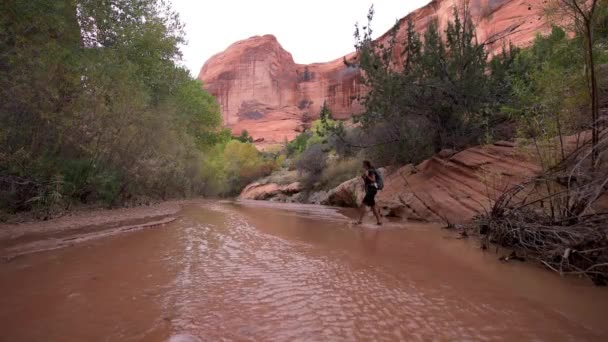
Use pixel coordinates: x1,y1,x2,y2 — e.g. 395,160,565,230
172,0,431,76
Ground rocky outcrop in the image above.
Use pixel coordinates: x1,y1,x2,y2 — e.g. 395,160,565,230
239,182,303,201
198,0,549,147
321,178,364,208
239,135,595,224
320,168,387,207
319,142,542,224
376,142,540,223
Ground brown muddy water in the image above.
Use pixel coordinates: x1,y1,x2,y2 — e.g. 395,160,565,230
0,201,607,341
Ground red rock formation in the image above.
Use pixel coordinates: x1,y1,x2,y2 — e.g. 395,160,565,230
237,140,541,223
317,135,593,224
240,181,303,201
198,0,549,146
376,141,541,224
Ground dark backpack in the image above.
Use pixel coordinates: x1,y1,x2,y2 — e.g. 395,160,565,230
373,169,384,190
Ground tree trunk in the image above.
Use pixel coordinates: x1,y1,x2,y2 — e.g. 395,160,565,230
586,19,600,168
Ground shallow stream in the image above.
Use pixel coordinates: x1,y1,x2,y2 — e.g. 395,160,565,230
1,201,607,341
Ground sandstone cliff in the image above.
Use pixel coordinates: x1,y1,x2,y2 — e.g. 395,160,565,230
199,0,549,146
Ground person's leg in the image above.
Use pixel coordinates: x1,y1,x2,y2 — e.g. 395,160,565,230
372,205,382,225
357,205,366,224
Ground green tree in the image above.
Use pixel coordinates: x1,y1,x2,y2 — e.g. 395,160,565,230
236,130,254,143
352,5,498,162
549,0,603,166
0,0,226,214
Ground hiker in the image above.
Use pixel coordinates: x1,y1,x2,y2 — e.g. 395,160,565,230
357,160,382,225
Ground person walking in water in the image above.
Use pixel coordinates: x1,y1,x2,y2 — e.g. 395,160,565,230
357,160,382,225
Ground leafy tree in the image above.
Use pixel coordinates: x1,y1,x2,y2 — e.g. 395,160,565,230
549,0,603,166
503,26,589,163
222,141,273,193
286,132,312,157
0,0,227,214
352,5,500,162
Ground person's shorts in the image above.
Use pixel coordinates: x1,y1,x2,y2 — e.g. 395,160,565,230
363,188,377,207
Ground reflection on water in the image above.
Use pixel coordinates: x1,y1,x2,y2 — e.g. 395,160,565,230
1,201,607,341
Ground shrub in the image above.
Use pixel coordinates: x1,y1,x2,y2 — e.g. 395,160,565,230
319,157,361,189
294,143,327,176
286,131,312,157
200,140,276,196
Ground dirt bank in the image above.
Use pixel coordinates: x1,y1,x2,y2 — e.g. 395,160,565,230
0,201,183,260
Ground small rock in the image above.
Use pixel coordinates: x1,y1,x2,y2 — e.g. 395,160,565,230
437,149,456,159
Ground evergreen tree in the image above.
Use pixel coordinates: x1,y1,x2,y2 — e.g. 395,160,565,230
352,5,503,159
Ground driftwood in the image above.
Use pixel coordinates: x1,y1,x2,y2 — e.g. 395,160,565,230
475,125,608,285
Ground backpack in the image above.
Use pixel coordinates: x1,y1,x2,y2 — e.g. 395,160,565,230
373,169,384,190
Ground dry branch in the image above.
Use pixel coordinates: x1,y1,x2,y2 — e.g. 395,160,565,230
475,127,608,285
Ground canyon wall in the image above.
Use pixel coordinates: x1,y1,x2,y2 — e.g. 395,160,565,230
198,0,549,147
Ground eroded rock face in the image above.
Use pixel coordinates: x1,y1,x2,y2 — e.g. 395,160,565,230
321,178,364,208
198,0,548,146
239,181,303,201
198,34,363,149
314,142,540,223
376,142,542,224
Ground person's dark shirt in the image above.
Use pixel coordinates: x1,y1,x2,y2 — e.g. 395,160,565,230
363,169,376,191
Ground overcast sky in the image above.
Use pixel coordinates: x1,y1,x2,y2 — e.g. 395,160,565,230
172,0,431,76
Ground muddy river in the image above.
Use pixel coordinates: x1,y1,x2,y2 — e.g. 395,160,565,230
1,201,607,341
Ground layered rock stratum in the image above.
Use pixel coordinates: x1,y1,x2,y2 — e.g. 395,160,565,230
198,0,549,147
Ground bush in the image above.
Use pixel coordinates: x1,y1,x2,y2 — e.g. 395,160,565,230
200,140,276,196
236,130,254,143
352,6,510,159
0,0,231,215
257,169,299,185
319,157,361,189
294,143,327,176
286,131,312,157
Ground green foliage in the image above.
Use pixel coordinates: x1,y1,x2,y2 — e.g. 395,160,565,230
352,5,510,163
318,157,361,190
314,101,341,142
288,102,341,156
236,130,254,143
266,2,608,199
200,140,275,196
286,132,312,157
501,26,596,166
0,0,228,215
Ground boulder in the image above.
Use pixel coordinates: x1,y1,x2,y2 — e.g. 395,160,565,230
321,178,364,208
376,143,542,224
307,190,328,205
321,168,386,207
239,182,303,201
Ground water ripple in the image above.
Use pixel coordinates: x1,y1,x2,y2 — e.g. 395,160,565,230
161,204,600,342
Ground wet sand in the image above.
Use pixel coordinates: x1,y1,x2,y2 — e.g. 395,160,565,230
1,200,607,341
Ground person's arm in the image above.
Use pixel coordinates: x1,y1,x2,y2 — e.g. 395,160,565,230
364,170,376,182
